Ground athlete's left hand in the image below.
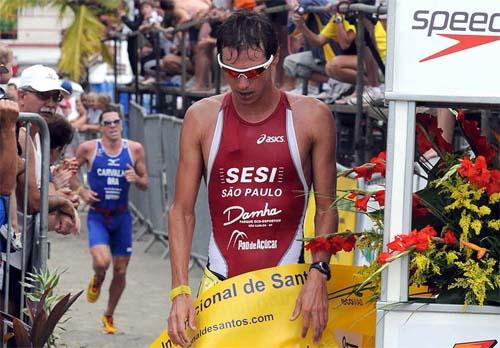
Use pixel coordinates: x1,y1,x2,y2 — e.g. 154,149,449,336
124,164,138,183
290,269,328,344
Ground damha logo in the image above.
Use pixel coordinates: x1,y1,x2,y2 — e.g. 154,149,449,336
256,134,285,145
412,10,500,62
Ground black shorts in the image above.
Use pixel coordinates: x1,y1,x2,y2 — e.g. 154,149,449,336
266,0,288,26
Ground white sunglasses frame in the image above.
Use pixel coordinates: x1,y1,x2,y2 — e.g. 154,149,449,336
217,54,274,79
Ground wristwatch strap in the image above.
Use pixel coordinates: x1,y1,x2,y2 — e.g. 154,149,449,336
309,262,331,280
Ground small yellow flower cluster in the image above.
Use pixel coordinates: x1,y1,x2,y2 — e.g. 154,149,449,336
449,258,496,305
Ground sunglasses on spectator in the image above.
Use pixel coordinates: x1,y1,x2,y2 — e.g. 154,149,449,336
101,119,121,127
217,54,274,79
26,88,63,103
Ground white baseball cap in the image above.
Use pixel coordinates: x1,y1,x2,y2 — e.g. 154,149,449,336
18,64,69,94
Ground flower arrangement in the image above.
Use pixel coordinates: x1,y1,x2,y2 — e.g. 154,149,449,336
305,110,499,306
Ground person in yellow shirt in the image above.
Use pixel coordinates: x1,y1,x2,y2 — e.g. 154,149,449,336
289,6,386,102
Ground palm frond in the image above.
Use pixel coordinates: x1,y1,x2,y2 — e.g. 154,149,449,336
58,4,106,81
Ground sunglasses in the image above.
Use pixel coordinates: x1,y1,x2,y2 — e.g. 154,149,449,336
26,88,63,103
217,54,274,79
101,119,121,127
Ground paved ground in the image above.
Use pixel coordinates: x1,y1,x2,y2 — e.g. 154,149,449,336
47,212,203,348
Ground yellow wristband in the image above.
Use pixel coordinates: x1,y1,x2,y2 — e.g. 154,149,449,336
169,285,192,302
75,186,84,195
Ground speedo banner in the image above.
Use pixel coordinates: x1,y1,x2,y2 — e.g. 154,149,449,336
151,264,375,348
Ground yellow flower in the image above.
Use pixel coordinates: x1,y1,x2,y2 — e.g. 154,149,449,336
471,220,482,234
490,192,500,204
488,220,500,231
478,206,491,216
459,212,471,236
445,251,459,265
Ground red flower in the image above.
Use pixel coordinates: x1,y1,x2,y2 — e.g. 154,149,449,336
347,192,358,199
378,252,393,265
458,156,475,177
458,156,498,194
443,230,458,245
370,151,386,177
329,235,346,254
457,114,498,163
416,113,453,155
355,194,371,212
305,237,331,253
412,194,428,218
486,170,500,195
414,225,437,251
341,235,356,252
373,190,385,206
352,164,373,180
352,152,386,180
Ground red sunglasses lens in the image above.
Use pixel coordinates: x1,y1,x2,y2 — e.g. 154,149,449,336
222,67,266,79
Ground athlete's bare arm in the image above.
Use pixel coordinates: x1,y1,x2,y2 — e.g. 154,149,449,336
126,141,149,190
289,95,338,344
71,141,100,205
167,96,221,347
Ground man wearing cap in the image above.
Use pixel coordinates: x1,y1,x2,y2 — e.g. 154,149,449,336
16,64,77,232
1,65,78,319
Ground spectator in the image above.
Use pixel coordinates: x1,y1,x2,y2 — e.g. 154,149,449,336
291,5,386,103
286,0,353,100
80,92,102,138
6,82,18,102
118,0,144,76
189,5,231,91
0,43,13,84
8,65,77,319
59,80,79,122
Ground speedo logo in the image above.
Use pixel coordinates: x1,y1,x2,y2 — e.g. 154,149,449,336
412,10,500,62
256,134,285,145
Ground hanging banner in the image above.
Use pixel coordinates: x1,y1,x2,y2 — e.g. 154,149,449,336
386,0,500,104
151,264,375,348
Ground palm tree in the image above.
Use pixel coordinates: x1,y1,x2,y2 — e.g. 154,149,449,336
0,0,119,81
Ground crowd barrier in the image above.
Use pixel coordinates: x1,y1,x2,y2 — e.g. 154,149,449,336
128,102,210,267
1,113,50,344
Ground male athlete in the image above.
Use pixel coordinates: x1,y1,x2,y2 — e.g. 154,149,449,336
167,11,338,346
73,109,148,334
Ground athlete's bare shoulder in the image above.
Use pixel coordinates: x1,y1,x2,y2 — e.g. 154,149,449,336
182,93,226,141
79,139,97,152
286,93,331,120
75,139,97,165
285,93,334,135
184,93,225,124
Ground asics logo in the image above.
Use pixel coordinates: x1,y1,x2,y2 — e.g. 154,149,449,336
256,134,285,145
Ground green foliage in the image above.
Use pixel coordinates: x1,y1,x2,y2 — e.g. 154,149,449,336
13,268,83,348
0,0,119,81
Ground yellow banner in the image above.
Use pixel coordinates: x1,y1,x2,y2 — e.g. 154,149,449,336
151,264,375,348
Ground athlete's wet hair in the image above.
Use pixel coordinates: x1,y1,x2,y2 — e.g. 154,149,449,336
99,107,121,125
216,10,278,60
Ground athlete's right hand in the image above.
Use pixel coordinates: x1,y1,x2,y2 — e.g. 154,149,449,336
80,188,100,205
167,294,196,347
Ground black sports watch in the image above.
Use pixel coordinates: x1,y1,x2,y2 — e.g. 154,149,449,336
309,262,331,280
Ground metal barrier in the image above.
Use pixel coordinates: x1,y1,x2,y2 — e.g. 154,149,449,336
127,103,209,267
2,113,50,344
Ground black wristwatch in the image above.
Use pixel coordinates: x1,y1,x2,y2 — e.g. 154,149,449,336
310,262,331,280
